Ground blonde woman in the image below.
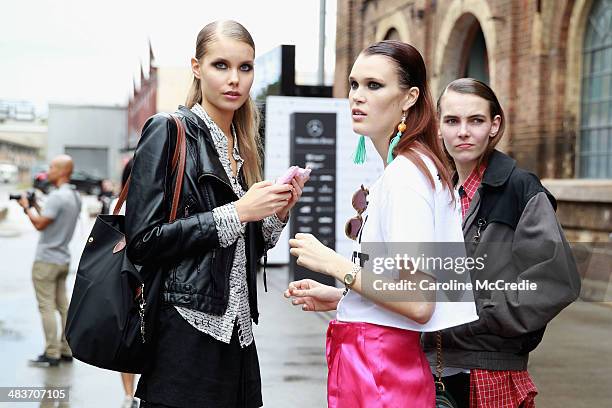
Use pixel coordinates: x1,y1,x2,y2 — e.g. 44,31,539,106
125,21,308,408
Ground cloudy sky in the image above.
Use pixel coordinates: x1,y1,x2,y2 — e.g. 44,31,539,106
0,0,337,109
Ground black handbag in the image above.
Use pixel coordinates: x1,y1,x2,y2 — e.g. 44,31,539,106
435,331,460,408
66,114,186,373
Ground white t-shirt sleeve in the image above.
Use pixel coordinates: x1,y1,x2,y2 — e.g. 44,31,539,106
380,156,435,243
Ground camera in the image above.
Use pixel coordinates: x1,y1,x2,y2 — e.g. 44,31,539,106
9,190,37,208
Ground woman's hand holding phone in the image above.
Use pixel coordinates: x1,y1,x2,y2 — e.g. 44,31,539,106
275,166,310,221
235,181,293,222
235,166,311,223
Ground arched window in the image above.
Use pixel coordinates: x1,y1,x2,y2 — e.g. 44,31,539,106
462,25,489,84
384,28,400,41
579,0,612,178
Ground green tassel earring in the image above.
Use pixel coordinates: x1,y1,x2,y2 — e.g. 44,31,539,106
386,112,407,164
353,135,367,164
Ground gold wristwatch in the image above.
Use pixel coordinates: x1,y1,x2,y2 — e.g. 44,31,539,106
343,264,361,295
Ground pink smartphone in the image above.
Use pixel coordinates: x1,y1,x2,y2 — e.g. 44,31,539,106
297,167,311,179
275,166,311,184
276,166,299,184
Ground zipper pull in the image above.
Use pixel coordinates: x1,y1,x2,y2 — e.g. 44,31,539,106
473,218,486,243
139,282,146,343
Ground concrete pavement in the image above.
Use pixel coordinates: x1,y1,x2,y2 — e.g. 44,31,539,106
529,300,612,407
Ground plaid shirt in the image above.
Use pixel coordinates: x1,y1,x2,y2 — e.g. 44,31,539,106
460,164,538,408
470,369,537,408
458,164,485,219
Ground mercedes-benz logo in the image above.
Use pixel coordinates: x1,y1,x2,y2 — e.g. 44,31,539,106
306,119,324,137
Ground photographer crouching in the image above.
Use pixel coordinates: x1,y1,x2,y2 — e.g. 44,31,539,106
16,154,82,367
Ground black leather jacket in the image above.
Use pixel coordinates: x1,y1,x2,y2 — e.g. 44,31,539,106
125,106,266,323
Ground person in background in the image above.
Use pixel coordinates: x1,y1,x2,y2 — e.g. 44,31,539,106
19,154,82,367
98,179,115,214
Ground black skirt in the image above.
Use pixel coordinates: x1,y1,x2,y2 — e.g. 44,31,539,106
136,305,263,408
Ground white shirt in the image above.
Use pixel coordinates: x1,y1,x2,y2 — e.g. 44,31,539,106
337,154,479,332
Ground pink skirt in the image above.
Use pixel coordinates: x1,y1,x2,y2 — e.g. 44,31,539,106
326,320,435,408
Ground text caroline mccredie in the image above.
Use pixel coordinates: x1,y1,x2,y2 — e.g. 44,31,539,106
372,279,538,292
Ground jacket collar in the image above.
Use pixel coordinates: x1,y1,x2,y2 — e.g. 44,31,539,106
176,105,234,189
481,150,516,188
177,105,212,138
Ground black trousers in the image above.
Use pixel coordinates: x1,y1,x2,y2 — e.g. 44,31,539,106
136,305,262,408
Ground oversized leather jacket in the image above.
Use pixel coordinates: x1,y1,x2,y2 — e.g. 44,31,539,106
125,106,267,323
423,150,581,370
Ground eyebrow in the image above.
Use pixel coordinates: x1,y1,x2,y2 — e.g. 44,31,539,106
210,57,254,64
348,76,385,83
442,113,487,119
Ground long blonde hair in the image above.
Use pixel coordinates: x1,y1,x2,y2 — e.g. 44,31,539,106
185,20,262,187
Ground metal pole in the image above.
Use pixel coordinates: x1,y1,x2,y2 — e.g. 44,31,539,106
318,0,326,85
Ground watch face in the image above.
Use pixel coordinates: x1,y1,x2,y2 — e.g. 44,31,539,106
344,273,354,285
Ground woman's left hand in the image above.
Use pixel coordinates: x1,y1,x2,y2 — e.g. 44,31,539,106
276,176,308,221
289,233,348,278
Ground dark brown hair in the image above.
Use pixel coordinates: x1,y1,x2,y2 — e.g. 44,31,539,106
185,20,262,187
362,40,454,196
437,78,505,176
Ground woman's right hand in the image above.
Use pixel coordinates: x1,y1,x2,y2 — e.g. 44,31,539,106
235,181,293,222
284,279,343,312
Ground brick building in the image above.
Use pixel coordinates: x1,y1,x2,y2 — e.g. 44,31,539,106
126,43,192,153
127,44,157,152
334,0,612,241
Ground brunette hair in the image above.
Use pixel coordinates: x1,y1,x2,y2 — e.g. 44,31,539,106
362,40,454,196
185,20,262,186
437,78,505,176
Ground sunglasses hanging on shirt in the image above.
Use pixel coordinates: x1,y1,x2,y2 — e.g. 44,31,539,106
345,184,369,240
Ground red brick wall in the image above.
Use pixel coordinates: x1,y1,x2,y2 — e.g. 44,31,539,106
127,66,157,150
334,0,581,179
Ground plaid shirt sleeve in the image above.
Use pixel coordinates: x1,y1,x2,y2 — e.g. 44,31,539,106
470,369,538,408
